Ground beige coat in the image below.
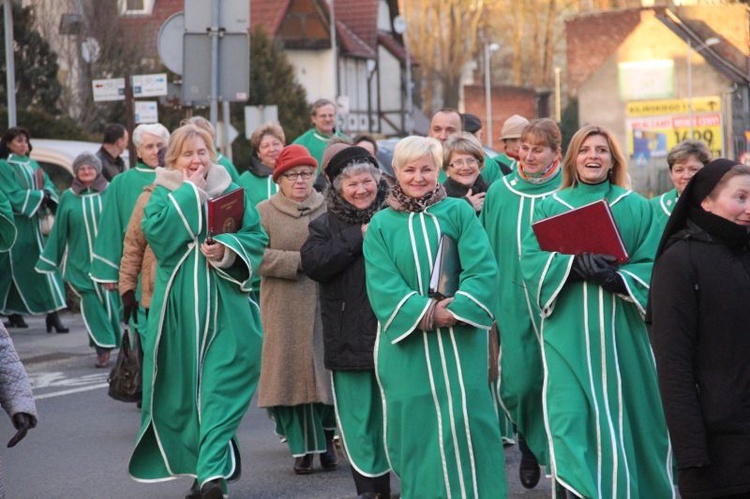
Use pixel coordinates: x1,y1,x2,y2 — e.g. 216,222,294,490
256,190,331,407
119,184,156,309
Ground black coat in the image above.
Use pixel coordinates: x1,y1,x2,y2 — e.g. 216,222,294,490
649,223,750,499
300,212,378,371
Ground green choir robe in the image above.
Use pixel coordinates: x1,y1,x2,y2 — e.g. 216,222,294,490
650,187,677,236
129,165,268,490
36,188,121,348
89,162,157,284
479,170,562,469
0,191,16,251
520,181,674,498
238,170,279,208
0,155,66,314
292,128,348,176
495,152,518,172
363,197,507,499
217,153,241,184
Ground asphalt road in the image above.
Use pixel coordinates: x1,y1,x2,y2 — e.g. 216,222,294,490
2,313,553,498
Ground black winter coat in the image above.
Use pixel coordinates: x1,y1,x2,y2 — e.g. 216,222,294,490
300,212,378,370
649,223,750,499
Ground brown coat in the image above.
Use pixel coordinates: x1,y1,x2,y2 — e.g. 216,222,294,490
118,184,156,309
256,190,331,407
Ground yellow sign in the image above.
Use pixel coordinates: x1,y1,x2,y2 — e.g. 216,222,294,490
626,97,721,117
626,97,723,160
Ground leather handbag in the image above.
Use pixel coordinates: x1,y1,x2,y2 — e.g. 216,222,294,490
35,169,55,236
107,327,143,403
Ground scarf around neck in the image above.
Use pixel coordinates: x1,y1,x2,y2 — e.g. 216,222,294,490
71,174,108,195
518,159,560,185
327,178,389,225
387,183,446,213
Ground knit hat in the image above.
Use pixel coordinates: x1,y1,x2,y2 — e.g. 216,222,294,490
500,115,530,140
325,146,377,183
462,113,482,134
273,145,318,182
72,152,102,174
321,141,352,177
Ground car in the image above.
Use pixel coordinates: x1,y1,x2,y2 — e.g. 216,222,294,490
377,137,504,176
30,139,130,192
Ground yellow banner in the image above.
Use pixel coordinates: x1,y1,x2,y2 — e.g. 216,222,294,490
626,97,721,117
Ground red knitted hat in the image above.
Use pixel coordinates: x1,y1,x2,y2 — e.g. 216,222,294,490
273,145,318,182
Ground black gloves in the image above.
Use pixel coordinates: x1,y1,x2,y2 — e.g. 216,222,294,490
570,253,627,294
122,290,139,323
8,412,36,448
39,191,51,209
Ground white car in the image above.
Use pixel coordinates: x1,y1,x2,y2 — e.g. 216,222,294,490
30,139,130,191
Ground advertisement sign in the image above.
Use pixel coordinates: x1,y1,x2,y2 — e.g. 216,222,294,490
626,97,723,161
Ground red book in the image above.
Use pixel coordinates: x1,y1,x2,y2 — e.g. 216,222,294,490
531,199,629,264
207,188,244,237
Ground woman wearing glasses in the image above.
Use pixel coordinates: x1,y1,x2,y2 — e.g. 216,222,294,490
442,133,488,213
256,145,337,475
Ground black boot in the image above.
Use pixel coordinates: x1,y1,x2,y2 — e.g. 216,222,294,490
519,438,541,489
46,312,69,333
353,467,391,497
293,453,313,474
3,313,28,328
200,478,223,499
184,479,201,499
320,429,339,470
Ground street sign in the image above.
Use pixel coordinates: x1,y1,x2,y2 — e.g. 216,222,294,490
134,101,159,124
216,121,239,147
92,78,125,102
157,12,185,75
184,0,249,33
132,73,168,98
182,33,249,104
244,105,279,137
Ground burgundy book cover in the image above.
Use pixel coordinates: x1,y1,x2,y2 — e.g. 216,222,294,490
531,199,629,264
207,188,244,236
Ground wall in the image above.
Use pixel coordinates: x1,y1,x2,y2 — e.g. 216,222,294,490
463,85,537,151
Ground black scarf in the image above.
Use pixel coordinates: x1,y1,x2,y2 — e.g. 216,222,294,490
386,183,447,213
688,206,750,251
247,155,274,177
442,174,488,199
327,178,389,225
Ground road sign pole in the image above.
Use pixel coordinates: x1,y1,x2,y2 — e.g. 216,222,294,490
210,0,220,133
125,74,136,168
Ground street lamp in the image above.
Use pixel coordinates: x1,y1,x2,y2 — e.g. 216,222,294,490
687,36,720,136
484,42,500,148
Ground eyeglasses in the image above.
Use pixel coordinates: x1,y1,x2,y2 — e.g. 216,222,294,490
449,158,480,169
282,171,315,181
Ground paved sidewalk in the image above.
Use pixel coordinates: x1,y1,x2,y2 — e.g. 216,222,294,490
5,312,98,365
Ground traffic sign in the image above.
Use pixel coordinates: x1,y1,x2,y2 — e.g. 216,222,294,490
134,101,159,124
132,73,168,98
92,78,125,102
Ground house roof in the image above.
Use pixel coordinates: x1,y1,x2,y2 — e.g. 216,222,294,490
252,0,291,35
334,0,379,51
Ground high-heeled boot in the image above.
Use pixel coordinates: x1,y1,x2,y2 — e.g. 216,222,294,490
320,429,339,470
3,313,28,328
46,312,69,333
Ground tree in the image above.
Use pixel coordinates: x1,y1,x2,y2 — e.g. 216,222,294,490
0,1,62,113
230,26,309,170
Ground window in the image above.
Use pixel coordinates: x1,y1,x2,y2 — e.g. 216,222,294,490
120,0,153,15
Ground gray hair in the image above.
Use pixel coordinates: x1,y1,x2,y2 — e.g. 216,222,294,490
332,161,382,192
132,123,170,148
667,139,712,170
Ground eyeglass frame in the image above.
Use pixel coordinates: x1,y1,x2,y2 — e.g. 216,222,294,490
281,170,315,181
448,157,480,169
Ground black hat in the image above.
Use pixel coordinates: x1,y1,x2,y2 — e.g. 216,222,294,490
461,113,482,134
324,146,377,183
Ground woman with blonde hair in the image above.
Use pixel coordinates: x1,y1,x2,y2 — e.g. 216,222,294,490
128,124,267,499
520,124,673,498
239,123,285,206
363,136,507,498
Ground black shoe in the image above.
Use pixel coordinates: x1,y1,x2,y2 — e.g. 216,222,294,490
519,439,541,489
200,479,223,499
294,454,313,475
4,313,28,329
357,493,379,499
320,430,338,470
184,479,201,499
46,312,69,333
555,481,570,499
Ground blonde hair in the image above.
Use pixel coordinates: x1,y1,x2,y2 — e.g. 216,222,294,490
164,125,217,169
181,116,216,138
561,125,629,189
443,132,484,170
250,123,286,152
392,136,442,172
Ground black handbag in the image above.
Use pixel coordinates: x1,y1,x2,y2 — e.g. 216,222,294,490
107,327,143,403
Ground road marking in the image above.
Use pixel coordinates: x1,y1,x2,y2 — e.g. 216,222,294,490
35,383,109,400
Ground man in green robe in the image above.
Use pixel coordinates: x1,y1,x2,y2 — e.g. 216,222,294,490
480,118,563,486
129,161,267,496
292,99,348,173
520,180,674,498
0,154,66,315
364,194,507,499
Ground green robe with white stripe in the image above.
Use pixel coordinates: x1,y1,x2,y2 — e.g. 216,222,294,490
480,170,561,469
650,187,677,236
89,162,157,284
129,166,267,490
36,187,121,348
0,155,66,313
520,181,674,498
363,196,507,499
0,191,16,251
